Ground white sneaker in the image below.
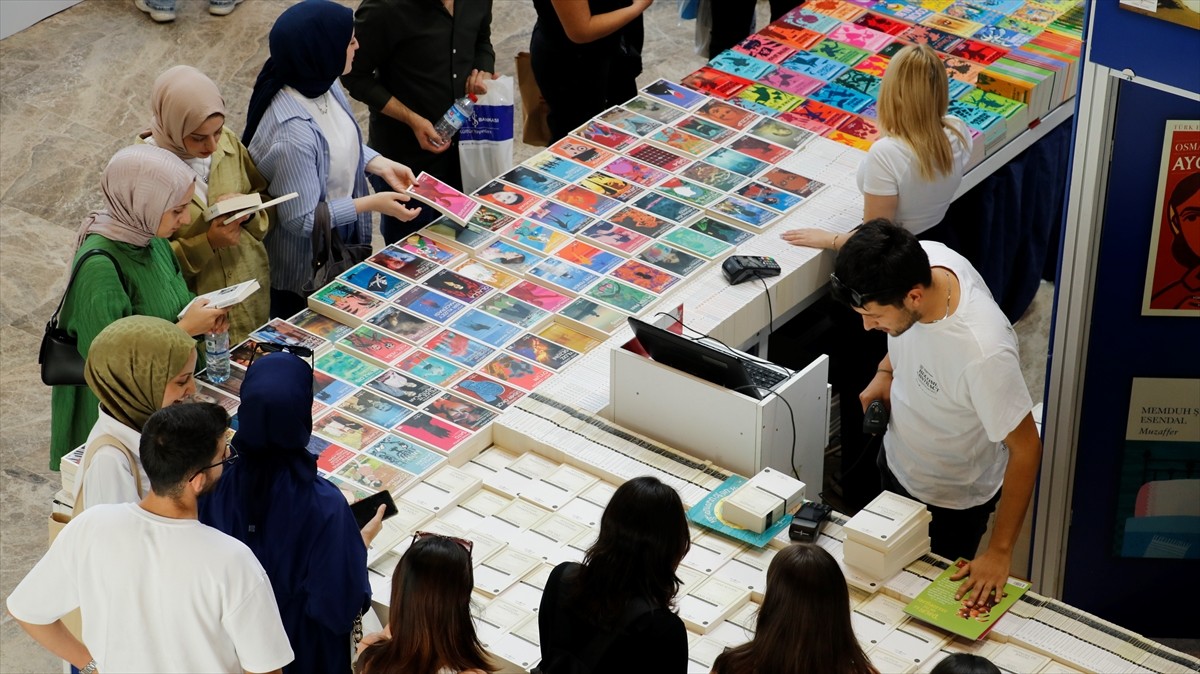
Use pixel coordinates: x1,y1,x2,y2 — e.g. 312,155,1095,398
134,0,176,22
208,0,244,16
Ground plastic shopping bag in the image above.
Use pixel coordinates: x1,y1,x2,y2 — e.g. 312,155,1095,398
459,75,514,194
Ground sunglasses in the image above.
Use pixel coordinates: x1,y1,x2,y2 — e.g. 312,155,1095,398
189,441,238,482
412,530,473,555
829,273,905,309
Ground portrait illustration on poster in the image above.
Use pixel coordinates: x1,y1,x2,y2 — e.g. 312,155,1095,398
1142,120,1200,316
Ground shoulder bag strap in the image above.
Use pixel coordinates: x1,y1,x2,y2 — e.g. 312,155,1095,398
72,432,144,517
51,249,128,326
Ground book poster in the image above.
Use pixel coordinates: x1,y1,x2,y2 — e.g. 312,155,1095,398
1119,0,1199,30
1114,377,1200,558
1142,120,1200,316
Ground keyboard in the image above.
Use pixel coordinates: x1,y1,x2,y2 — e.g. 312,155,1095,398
743,359,788,390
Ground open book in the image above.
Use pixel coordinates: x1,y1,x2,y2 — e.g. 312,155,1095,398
203,192,298,222
177,279,260,318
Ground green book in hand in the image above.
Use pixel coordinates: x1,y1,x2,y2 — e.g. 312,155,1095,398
904,559,1031,640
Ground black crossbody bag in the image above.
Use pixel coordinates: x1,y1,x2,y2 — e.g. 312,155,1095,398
39,249,125,386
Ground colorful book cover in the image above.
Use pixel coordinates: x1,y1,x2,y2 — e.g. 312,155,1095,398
689,217,755,248
228,337,264,370
686,475,794,547
338,262,409,300
399,233,465,266
918,0,955,11
572,119,639,151
365,369,441,407
826,130,873,150
648,126,718,157
477,293,549,329
316,441,357,474
947,78,975,100
810,38,872,66
878,40,910,58
337,389,414,429
654,176,724,207
948,100,1005,133
729,98,780,119
921,13,984,38
747,117,814,150
507,280,573,312
780,51,849,80
694,98,761,130
807,82,875,114
733,35,799,64
708,50,778,80
500,220,572,254
948,39,1008,65
602,156,670,187
853,54,890,81
474,180,541,216
975,65,1037,105
641,78,707,110
499,166,567,197
366,305,439,343
422,269,494,304
335,453,414,492
338,325,413,366
480,353,555,390
637,242,706,277
525,151,592,182
395,286,468,323
583,278,657,314
806,0,868,21
309,282,384,321
555,240,624,274
780,7,843,33
735,182,804,212
581,221,652,255
900,24,964,50
520,202,591,237
192,382,240,415
611,259,682,294
623,95,687,123
537,323,603,354
709,196,784,228
289,309,353,342
424,217,496,251
598,106,662,137
408,171,479,224
365,434,443,475
326,476,376,502
506,334,581,371
449,309,523,348
314,410,387,451
396,412,472,452
787,99,855,129
548,137,615,169
316,350,384,387
759,22,824,50
423,329,495,368
945,1,1005,24
1010,3,1057,25
579,171,646,203
451,372,526,410
452,259,519,291
835,69,884,97
633,192,702,224
552,183,623,216
866,1,934,22
680,66,754,99
837,115,884,143
941,55,988,85
675,115,739,143
424,392,498,431
679,162,746,191
972,25,1034,49
904,559,1032,640
729,135,792,163
368,246,439,281
759,66,825,97
396,350,464,387
703,147,768,177
958,88,1026,120
828,22,894,51
855,11,913,34
736,84,804,113
313,370,356,406
250,318,327,352
477,240,542,275
528,258,602,294
467,205,518,232
560,298,630,334
627,143,693,174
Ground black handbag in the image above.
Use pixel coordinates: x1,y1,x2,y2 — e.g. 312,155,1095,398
301,201,372,295
40,249,126,386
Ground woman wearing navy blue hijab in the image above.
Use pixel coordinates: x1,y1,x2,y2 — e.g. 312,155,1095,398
244,0,422,319
200,352,376,674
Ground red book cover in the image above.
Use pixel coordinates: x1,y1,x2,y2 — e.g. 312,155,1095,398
679,67,752,99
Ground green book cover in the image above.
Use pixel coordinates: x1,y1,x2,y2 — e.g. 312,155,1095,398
959,89,1026,120
904,559,1032,640
686,474,793,548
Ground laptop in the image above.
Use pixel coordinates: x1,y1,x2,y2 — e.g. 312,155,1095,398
627,317,788,400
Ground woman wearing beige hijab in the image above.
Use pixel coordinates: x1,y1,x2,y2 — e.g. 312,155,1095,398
140,65,272,343
73,316,199,510
49,144,226,471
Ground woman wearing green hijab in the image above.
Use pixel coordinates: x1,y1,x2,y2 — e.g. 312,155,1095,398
72,316,199,511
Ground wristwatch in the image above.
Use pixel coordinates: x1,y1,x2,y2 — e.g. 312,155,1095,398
80,660,99,674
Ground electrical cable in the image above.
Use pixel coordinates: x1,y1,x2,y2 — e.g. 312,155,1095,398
733,384,799,481
652,312,791,380
755,272,775,340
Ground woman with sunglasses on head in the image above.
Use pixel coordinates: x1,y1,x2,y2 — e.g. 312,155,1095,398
199,350,385,674
537,475,690,672
243,0,422,319
355,532,494,674
71,316,199,512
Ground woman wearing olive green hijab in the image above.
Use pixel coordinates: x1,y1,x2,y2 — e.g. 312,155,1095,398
73,316,199,511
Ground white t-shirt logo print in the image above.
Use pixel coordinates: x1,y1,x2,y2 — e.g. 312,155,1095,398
917,364,941,397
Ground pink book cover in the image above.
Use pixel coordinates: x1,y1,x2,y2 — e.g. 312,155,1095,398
548,137,616,168
473,180,542,216
573,120,639,151
760,67,826,97
602,156,671,187
733,35,798,64
408,172,479,224
828,23,895,52
777,110,834,136
507,280,572,312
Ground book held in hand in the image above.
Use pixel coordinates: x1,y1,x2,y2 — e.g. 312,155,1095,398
177,279,260,318
203,192,298,222
904,559,1031,640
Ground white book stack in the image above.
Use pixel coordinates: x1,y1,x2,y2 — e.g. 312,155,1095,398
677,575,752,634
496,563,554,614
842,491,932,582
485,612,542,673
59,445,85,498
721,467,806,534
869,618,949,672
686,635,729,674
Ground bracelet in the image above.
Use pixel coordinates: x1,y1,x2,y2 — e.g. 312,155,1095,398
832,234,840,250
80,660,99,674
877,368,893,376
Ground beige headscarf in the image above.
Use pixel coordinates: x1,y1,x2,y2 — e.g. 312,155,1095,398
75,145,195,249
149,65,226,159
84,315,197,432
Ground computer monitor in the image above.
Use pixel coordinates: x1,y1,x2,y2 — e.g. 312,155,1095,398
627,317,770,400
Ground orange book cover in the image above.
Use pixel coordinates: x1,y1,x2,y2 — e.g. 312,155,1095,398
974,69,1035,105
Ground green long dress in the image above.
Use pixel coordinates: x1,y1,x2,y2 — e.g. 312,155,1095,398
48,234,195,470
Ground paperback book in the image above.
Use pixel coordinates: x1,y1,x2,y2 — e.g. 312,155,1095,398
527,258,602,295
583,278,657,314
396,350,465,387
313,410,387,452
579,172,645,203
547,137,615,168
313,370,356,406
423,218,496,253
625,142,693,172
506,333,581,372
611,259,682,295
581,221,652,255
479,353,555,390
758,22,823,50
477,293,549,330
654,176,725,207
736,83,805,113
474,180,541,216
525,151,592,182
674,113,744,144
735,182,804,212
448,309,523,348
422,269,494,304
177,279,260,318
526,200,595,234
602,156,670,187
694,98,760,130
637,242,707,276
634,192,701,224
661,226,735,259
288,309,354,342
647,126,718,157
679,67,754,99
572,119,639,151
364,434,444,476
408,172,480,225
338,262,409,300
477,240,543,275
499,166,567,197
396,412,472,452
337,389,415,429
368,246,439,281
453,259,520,290
397,233,466,266
597,106,662,137
552,183,623,216
703,147,768,177
249,318,327,352
688,217,754,245
366,306,439,343
365,369,442,407
904,560,1031,640
423,392,498,431
336,325,413,367
734,35,799,64
307,282,385,325
760,66,826,98
608,206,675,239
707,196,783,229
641,78,708,110
709,50,777,80
507,280,573,312
559,297,631,336
315,350,384,387
423,329,495,368
335,453,414,493
469,205,519,232
536,322,602,354
395,286,469,323
757,167,826,198
623,95,687,123
679,162,746,191
451,372,526,410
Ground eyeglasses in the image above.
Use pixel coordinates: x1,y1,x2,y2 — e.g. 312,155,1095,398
829,273,905,309
411,530,473,555
189,441,238,482
248,341,315,370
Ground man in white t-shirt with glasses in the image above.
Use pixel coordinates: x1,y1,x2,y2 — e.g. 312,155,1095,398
832,219,1043,609
7,403,294,674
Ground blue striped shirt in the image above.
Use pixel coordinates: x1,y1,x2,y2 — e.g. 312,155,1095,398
248,84,380,294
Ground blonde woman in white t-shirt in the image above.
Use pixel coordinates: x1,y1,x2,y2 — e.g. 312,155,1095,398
781,44,981,251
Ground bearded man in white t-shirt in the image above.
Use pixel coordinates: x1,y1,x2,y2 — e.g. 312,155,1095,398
832,219,1043,608
7,403,294,674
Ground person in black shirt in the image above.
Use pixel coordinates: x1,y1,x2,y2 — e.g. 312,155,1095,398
343,0,495,244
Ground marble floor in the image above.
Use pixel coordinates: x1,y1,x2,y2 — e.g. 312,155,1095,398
0,1,1054,671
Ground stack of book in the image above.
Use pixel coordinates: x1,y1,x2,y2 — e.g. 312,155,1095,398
842,491,932,582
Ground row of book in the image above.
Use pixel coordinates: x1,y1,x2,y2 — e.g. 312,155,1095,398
679,0,1083,156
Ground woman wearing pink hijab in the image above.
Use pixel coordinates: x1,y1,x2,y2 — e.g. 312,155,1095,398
140,65,271,344
49,144,226,471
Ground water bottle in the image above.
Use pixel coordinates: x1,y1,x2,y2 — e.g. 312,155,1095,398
204,329,231,384
433,93,477,143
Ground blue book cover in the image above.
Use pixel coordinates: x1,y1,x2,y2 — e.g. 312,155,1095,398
525,152,592,182
365,434,443,476
948,79,975,101
709,50,777,80
806,83,875,114
500,166,567,196
338,263,409,300
686,475,793,548
449,309,522,347
780,52,848,81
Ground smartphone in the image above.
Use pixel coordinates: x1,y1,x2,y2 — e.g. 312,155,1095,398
350,490,399,529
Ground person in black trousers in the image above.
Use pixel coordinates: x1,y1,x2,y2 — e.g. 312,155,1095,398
709,0,799,58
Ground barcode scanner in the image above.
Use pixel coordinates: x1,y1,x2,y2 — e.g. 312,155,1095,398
863,400,889,435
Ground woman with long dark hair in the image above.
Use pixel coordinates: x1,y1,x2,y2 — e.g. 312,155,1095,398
356,533,494,674
537,475,690,672
711,543,879,674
